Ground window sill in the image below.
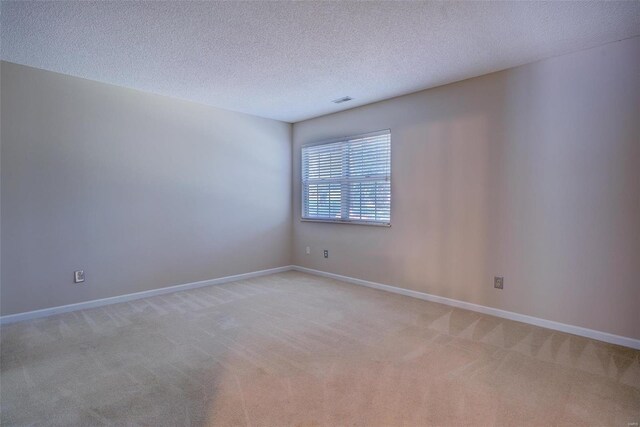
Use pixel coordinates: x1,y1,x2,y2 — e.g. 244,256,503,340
300,218,391,227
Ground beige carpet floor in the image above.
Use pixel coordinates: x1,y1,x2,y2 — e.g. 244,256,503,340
1,271,638,426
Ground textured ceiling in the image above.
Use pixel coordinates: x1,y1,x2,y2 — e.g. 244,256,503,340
2,1,640,123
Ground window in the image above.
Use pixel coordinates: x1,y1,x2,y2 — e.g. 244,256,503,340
302,130,391,226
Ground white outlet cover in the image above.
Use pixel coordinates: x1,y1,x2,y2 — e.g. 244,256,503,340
74,270,85,283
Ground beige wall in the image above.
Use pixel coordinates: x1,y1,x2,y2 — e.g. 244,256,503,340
2,38,639,341
1,61,292,315
292,37,640,340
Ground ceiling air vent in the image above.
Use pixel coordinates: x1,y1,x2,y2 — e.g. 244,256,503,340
332,96,353,104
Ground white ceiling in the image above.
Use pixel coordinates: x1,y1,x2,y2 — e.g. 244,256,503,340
2,1,640,123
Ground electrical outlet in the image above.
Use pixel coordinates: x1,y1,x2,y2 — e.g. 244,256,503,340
74,270,85,283
323,250,328,258
306,246,310,255
494,276,503,289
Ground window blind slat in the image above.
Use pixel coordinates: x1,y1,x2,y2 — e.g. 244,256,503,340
302,130,391,225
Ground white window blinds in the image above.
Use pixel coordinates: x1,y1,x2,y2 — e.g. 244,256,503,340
302,130,391,225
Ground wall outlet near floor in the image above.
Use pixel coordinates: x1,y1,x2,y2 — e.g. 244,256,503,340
74,270,85,283
306,246,310,255
323,249,329,258
494,276,503,289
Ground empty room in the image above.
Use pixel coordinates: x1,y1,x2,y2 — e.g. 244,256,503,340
1,1,639,425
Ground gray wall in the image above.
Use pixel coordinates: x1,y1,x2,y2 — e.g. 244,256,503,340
292,37,640,340
1,61,292,315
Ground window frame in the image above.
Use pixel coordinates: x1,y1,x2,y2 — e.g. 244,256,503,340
300,129,391,227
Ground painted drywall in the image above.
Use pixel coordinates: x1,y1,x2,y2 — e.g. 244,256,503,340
0,61,292,315
292,37,640,340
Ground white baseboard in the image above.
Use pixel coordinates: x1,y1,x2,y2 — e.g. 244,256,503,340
0,265,294,325
4,264,638,350
292,265,640,350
